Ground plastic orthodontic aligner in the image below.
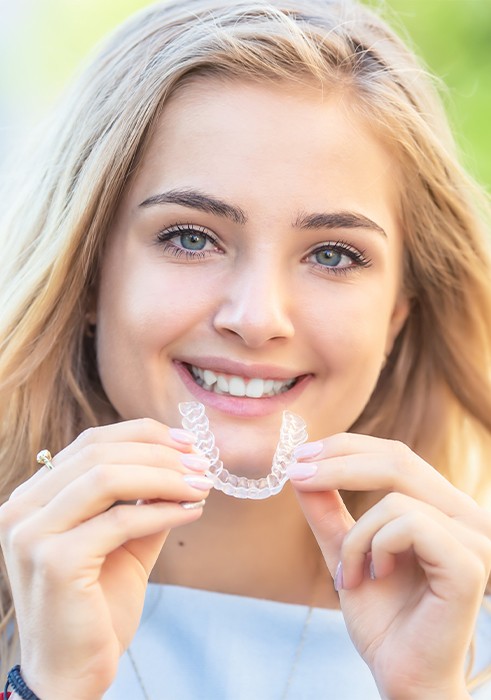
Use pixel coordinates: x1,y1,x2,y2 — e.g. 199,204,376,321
179,401,308,499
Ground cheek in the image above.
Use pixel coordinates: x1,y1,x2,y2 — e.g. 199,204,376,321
302,281,394,360
93,257,219,419
97,256,212,342
300,283,396,430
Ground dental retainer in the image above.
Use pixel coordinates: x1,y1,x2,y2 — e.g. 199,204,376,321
179,401,308,499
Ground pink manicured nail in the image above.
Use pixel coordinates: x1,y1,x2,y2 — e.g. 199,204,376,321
286,461,318,480
180,454,210,471
180,499,206,510
293,441,324,460
183,474,213,491
169,428,197,445
334,561,344,592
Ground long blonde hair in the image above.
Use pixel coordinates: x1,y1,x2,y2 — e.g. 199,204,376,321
1,0,490,683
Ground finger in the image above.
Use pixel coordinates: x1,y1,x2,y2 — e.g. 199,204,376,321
369,512,490,602
294,488,354,576
289,440,476,517
13,418,197,496
20,500,205,583
59,418,197,461
295,432,415,460
25,464,212,532
339,492,489,588
72,500,205,566
11,442,211,506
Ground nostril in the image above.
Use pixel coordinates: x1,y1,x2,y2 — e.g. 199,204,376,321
213,302,295,346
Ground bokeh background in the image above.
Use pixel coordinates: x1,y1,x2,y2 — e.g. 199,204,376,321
1,0,490,189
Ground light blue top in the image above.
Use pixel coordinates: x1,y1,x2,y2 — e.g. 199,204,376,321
104,584,491,699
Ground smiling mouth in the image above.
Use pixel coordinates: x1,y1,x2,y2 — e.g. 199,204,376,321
185,363,300,398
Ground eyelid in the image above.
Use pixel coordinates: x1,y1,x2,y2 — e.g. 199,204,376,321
308,239,367,257
156,222,217,240
306,239,372,271
155,222,222,260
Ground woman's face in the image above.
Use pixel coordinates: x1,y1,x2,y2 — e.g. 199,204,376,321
96,80,408,475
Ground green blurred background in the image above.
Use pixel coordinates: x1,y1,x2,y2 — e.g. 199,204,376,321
1,0,490,189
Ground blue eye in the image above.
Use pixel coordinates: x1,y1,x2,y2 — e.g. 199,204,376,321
179,231,207,250
315,249,344,267
308,241,371,273
156,224,221,260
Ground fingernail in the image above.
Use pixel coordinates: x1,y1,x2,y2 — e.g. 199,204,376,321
293,441,323,460
180,498,206,510
169,428,197,445
183,474,213,491
286,461,318,480
334,561,344,592
180,454,210,471
369,560,376,581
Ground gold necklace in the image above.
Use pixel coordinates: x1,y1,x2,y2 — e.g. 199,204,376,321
126,599,315,700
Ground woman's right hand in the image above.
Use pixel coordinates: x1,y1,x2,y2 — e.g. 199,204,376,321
0,419,212,700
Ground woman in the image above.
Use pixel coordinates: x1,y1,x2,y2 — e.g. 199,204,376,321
1,0,490,698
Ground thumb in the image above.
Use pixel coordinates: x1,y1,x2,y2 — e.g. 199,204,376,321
294,488,354,576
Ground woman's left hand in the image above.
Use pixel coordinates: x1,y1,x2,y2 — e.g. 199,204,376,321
289,434,491,700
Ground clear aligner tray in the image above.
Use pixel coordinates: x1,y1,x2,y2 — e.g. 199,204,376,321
179,401,308,499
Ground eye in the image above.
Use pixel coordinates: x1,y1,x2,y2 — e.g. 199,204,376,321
155,224,221,259
177,230,208,251
314,248,346,267
307,241,371,273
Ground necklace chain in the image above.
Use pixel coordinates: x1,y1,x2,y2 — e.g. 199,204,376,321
127,646,151,700
126,602,314,700
279,603,314,700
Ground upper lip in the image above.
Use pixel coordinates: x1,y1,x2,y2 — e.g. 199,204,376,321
176,356,307,381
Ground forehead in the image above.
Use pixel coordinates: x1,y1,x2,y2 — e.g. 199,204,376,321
125,77,401,228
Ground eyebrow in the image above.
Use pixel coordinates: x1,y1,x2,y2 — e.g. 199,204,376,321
294,211,387,237
139,188,247,225
139,188,387,237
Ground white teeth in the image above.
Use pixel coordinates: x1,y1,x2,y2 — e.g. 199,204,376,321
228,376,246,396
203,369,217,386
189,365,297,398
245,378,264,398
216,375,229,392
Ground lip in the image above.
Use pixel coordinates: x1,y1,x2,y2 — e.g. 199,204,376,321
174,360,312,417
178,356,301,380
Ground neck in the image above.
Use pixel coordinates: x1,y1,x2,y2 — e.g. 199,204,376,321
151,483,339,609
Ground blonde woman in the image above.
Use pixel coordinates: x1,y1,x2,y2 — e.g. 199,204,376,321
1,0,490,698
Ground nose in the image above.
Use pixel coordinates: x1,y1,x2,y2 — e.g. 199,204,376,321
213,260,295,347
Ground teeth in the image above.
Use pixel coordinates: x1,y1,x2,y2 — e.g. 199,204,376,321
228,376,246,397
203,369,217,386
189,365,297,398
216,375,229,392
246,378,264,398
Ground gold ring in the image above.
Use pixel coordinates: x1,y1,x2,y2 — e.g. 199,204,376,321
36,449,55,471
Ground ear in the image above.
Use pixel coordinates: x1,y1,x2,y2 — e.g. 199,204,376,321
385,293,410,356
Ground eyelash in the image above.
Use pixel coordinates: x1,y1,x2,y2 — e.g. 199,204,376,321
155,224,372,273
306,240,372,274
156,224,220,260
